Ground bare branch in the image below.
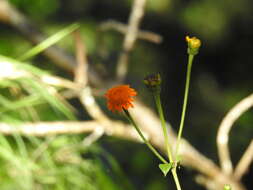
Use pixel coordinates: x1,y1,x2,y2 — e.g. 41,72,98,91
0,100,247,190
73,30,88,86
82,127,104,146
72,30,110,124
234,140,253,180
116,0,147,81
0,59,80,90
217,93,253,175
40,75,79,89
0,121,139,141
99,20,162,44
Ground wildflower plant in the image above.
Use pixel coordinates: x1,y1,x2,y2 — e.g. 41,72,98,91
105,85,167,164
105,36,203,190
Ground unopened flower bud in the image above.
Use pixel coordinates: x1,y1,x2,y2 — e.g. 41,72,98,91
144,73,161,93
186,36,201,55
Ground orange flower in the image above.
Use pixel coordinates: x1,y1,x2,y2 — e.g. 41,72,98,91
105,85,137,112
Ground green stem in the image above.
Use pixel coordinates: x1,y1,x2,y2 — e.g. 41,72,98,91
123,109,168,164
124,108,183,190
175,54,194,158
153,93,183,190
153,93,173,162
172,169,182,190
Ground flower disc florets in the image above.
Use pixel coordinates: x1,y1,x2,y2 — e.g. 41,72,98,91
105,85,137,112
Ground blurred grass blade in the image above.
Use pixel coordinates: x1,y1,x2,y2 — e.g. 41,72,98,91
0,134,13,152
0,54,49,76
19,23,79,61
0,94,41,113
0,55,76,119
21,78,76,120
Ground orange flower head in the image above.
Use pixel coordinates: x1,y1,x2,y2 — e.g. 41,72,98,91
105,85,137,112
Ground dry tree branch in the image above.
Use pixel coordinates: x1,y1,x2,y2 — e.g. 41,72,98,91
0,101,246,190
0,60,79,90
73,30,112,145
73,30,110,124
40,75,79,90
116,0,147,81
0,121,139,141
217,93,253,175
99,20,162,44
234,140,253,180
73,30,88,86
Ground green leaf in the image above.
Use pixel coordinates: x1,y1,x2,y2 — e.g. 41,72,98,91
158,163,172,176
18,23,79,61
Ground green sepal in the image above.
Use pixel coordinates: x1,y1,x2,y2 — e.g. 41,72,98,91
187,47,199,55
159,163,172,177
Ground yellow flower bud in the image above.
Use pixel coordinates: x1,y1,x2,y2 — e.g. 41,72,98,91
185,36,201,55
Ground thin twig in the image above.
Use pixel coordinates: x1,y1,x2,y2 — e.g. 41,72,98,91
116,0,147,81
73,30,110,124
0,100,247,190
82,127,104,146
73,30,106,145
99,20,162,44
73,30,88,86
0,121,139,140
79,87,109,123
217,93,253,175
234,140,253,180
0,60,79,90
40,75,79,89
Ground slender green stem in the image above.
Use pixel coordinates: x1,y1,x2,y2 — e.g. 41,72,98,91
172,169,182,190
175,54,194,158
153,93,183,190
123,109,168,164
153,93,173,162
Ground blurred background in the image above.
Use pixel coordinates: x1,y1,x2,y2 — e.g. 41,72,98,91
0,0,252,189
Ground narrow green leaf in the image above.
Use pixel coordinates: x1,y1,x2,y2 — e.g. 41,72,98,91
159,163,172,177
19,23,79,61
